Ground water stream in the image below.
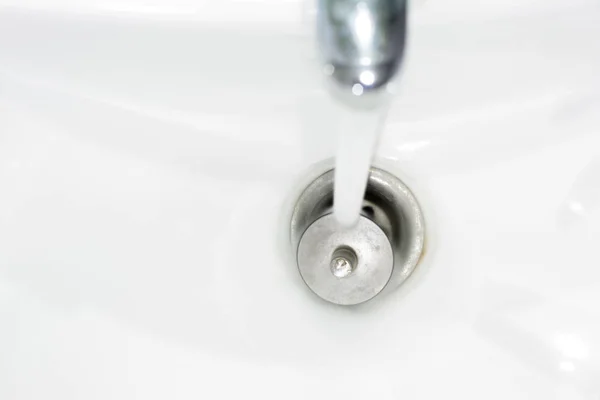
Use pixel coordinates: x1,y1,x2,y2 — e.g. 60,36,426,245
333,91,391,227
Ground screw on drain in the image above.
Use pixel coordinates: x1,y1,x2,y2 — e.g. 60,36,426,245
330,246,357,278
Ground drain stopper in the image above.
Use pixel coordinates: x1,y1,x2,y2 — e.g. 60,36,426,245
290,167,425,306
297,214,394,305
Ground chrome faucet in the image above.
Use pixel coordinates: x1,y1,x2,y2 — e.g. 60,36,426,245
317,0,407,94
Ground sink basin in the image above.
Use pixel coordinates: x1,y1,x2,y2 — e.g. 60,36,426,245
1,1,600,399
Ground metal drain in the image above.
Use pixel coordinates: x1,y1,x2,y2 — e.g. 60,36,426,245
290,167,425,305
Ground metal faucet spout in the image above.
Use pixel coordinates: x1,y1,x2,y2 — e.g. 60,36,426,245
317,0,407,94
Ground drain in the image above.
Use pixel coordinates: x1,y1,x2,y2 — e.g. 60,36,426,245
290,167,425,305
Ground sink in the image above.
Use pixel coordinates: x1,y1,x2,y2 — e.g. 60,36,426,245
1,1,600,399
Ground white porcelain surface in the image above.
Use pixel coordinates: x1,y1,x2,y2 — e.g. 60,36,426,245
1,1,600,399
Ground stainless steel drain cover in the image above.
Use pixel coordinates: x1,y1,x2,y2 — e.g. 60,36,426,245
297,214,394,306
290,167,425,305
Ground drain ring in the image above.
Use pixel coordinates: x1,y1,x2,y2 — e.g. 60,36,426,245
290,167,425,304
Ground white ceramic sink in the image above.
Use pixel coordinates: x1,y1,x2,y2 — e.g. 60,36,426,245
1,1,600,399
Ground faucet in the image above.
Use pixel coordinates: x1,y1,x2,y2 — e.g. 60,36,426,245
317,0,407,94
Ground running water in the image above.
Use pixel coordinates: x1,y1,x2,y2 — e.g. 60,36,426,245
333,92,391,227
315,0,406,228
